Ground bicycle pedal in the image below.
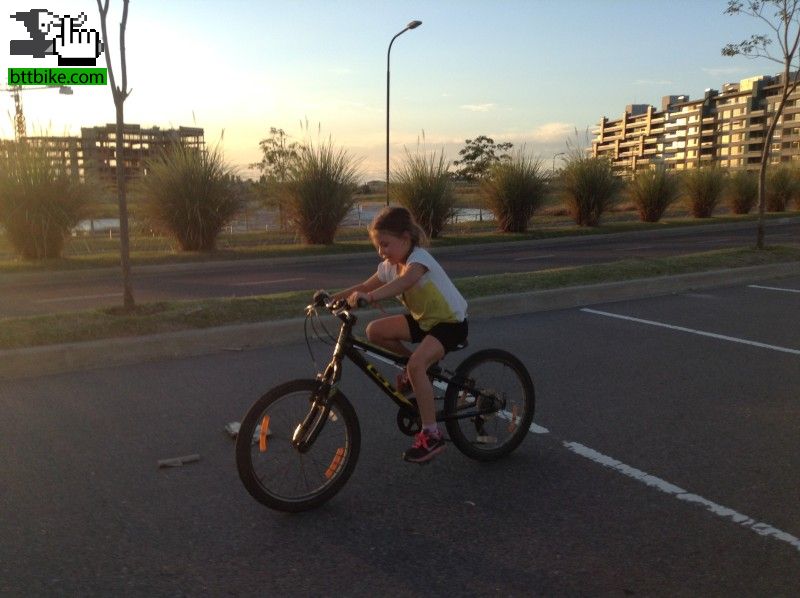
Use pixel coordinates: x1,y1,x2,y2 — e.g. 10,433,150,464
476,435,498,444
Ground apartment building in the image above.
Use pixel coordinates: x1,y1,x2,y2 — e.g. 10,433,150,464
593,73,800,174
3,124,205,187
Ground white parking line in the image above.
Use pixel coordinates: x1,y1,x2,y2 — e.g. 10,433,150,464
563,441,800,553
581,308,800,355
35,293,121,304
524,421,800,552
749,284,800,294
229,277,304,287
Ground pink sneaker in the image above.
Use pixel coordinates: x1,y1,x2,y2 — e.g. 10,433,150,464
403,429,445,463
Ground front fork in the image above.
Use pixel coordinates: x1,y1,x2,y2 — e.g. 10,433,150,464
292,332,347,453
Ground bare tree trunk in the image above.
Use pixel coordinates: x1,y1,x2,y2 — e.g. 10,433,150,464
756,157,767,249
115,102,134,308
98,0,134,309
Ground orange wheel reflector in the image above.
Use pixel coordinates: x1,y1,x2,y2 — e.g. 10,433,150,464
508,405,519,433
259,415,270,453
325,447,346,479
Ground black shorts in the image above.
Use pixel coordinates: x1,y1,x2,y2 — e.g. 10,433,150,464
404,314,468,353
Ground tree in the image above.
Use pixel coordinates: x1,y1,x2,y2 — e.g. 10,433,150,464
251,127,303,229
452,135,513,181
723,0,800,248
97,0,134,309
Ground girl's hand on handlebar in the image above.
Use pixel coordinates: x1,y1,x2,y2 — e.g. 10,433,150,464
347,291,371,308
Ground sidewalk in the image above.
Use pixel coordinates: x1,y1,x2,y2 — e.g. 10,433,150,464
1,260,798,381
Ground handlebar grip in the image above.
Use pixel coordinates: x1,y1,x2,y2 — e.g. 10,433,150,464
356,298,369,309
313,290,331,307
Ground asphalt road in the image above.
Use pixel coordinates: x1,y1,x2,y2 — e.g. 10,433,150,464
1,219,798,317
1,273,797,595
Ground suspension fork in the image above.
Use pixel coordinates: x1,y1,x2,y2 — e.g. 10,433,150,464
292,320,351,453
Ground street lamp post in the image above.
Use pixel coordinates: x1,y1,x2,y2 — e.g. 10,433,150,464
386,19,422,206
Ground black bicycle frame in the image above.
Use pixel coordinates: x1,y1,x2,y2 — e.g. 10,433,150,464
293,307,499,451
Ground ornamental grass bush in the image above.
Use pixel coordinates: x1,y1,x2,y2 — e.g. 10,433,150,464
560,153,622,226
480,150,548,232
392,148,456,238
627,166,681,223
766,165,798,212
726,169,758,214
0,141,92,259
281,138,362,244
682,167,726,218
140,144,243,251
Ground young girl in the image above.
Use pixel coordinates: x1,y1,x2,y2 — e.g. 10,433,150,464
334,206,468,463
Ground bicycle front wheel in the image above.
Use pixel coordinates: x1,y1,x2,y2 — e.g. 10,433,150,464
444,349,535,461
235,379,360,512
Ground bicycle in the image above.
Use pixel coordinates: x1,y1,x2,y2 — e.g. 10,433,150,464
235,290,535,512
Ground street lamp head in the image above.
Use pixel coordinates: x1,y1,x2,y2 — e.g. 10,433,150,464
407,20,422,29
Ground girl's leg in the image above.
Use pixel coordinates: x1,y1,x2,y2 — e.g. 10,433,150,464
365,315,412,356
406,335,445,427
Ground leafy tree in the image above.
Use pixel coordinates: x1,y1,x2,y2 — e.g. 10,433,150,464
251,127,303,229
723,0,800,248
452,135,513,181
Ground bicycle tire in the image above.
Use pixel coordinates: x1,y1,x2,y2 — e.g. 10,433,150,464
443,349,535,461
235,379,360,512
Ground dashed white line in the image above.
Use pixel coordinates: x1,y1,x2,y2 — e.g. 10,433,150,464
749,284,800,294
581,308,800,355
613,245,656,252
513,254,555,261
229,277,305,287
36,293,121,304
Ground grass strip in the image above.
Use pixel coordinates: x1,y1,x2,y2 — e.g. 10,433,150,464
1,245,798,351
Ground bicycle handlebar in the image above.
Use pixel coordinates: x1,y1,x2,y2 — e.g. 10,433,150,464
310,289,368,315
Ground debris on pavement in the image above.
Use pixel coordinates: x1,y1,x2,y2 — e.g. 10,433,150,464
157,454,201,468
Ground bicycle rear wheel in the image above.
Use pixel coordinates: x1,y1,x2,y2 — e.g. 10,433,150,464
443,349,535,461
236,379,360,512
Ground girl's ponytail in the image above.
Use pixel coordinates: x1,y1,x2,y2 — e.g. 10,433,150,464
369,206,429,247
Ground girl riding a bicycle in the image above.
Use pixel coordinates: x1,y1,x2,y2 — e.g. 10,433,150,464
334,206,468,463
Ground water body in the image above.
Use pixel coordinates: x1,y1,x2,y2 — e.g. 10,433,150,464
73,207,494,235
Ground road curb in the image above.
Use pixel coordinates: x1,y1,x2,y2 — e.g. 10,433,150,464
2,260,798,381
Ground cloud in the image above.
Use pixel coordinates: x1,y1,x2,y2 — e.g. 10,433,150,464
530,122,575,143
701,66,748,79
460,103,495,112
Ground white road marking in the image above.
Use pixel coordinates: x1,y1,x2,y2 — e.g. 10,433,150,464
749,284,800,294
523,423,800,552
35,293,121,304
613,245,656,252
563,441,800,553
229,277,304,287
581,308,800,355
513,254,555,261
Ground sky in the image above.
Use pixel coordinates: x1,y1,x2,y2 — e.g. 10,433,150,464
0,0,780,181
